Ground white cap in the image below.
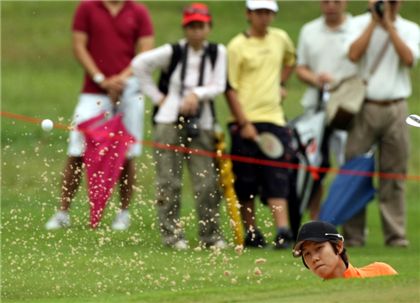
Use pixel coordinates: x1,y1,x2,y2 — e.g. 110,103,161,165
246,0,278,12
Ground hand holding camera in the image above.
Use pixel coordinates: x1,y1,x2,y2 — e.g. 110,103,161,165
370,0,398,28
180,92,201,138
180,92,199,115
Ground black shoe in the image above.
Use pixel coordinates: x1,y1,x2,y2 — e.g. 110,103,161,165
273,229,293,249
244,229,267,248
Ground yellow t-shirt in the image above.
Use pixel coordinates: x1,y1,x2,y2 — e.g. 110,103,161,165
227,27,296,126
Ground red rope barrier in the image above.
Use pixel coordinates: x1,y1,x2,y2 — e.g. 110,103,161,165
2,110,420,181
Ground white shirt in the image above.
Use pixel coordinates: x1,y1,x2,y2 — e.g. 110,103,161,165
346,13,420,100
131,39,227,129
297,14,358,111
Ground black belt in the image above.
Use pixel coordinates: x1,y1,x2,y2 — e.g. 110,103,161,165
365,98,404,106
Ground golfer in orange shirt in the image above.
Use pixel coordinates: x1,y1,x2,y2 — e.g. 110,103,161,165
292,221,397,279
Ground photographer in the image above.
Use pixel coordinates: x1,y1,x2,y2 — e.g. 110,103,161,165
344,0,419,247
132,3,227,250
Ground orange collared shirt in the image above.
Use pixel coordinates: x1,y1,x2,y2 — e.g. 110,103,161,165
343,262,398,279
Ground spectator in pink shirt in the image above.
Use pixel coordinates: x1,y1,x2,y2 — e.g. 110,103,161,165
45,0,154,231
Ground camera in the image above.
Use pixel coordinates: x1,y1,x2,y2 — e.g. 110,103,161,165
373,0,397,18
184,115,200,138
374,0,384,18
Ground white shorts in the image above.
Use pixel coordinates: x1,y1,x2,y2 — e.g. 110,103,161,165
67,77,144,158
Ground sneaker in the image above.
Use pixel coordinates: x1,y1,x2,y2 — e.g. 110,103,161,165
45,210,70,230
386,238,409,248
173,239,189,250
244,228,267,248
273,228,293,249
112,210,130,231
211,239,228,250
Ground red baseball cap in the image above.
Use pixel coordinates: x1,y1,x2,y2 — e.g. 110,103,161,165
182,3,212,26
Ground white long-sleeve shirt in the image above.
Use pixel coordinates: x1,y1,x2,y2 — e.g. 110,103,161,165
132,39,227,129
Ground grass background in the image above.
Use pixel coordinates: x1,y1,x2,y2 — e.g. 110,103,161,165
1,1,419,302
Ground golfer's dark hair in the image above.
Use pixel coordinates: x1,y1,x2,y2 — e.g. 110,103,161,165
331,240,349,268
301,240,349,269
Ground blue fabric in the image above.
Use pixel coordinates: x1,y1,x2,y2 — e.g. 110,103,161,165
319,154,376,226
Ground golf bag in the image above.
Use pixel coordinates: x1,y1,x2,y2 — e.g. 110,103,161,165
286,111,326,238
286,86,330,237
289,111,327,212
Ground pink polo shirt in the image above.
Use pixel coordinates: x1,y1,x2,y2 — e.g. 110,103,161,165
72,0,153,93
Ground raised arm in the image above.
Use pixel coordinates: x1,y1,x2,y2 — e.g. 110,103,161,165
382,2,414,67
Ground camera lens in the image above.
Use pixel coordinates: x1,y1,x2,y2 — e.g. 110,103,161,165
374,0,384,18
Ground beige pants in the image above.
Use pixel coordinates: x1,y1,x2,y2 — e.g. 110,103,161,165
343,100,409,245
153,123,223,245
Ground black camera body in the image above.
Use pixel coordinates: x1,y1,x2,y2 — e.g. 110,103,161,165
184,115,200,138
373,0,397,18
374,0,385,18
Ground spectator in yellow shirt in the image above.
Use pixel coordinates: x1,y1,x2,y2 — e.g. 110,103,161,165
225,0,296,249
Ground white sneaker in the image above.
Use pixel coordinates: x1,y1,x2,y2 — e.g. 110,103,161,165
213,239,228,250
112,210,130,231
45,210,70,230
173,239,189,250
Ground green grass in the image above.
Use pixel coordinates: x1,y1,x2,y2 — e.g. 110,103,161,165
1,1,420,303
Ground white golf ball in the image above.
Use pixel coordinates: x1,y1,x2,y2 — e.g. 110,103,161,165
41,119,54,132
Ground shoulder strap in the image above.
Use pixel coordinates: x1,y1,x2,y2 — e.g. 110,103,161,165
157,43,183,95
204,43,219,123
154,43,184,125
207,42,219,69
169,43,183,77
369,38,390,76
179,43,189,96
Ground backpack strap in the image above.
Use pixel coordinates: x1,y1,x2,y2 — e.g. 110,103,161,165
179,42,189,97
182,42,219,120
154,43,184,125
207,42,218,70
157,43,183,95
205,42,219,123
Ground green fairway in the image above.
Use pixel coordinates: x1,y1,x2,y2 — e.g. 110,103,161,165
1,1,419,302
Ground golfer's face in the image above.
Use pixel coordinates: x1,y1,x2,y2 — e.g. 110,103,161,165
302,241,342,279
247,9,275,31
184,22,211,45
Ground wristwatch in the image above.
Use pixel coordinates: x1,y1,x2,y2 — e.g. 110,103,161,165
92,73,105,84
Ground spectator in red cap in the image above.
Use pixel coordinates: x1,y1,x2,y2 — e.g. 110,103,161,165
132,3,227,250
293,221,398,279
